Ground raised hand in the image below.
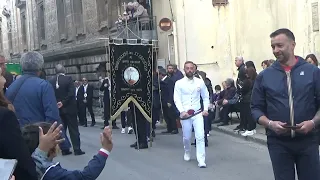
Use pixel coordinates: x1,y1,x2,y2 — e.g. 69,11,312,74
39,122,65,152
101,127,113,152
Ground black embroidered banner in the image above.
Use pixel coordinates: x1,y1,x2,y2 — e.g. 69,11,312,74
109,44,153,122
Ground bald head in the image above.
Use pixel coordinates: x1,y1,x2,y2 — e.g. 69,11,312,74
55,64,66,74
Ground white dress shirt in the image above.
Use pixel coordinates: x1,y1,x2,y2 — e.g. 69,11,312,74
75,87,79,100
174,76,210,113
83,84,88,93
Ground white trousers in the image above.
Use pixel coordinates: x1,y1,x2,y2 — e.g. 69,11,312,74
180,114,205,164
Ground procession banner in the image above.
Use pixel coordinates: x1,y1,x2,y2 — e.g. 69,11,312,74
109,44,153,122
6,63,21,75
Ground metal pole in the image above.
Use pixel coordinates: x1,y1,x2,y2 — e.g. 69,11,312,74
133,104,140,150
167,34,171,64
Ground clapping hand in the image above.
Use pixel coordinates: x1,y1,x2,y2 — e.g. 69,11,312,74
101,127,113,152
39,122,65,152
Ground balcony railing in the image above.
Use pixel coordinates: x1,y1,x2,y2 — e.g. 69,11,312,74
109,16,158,42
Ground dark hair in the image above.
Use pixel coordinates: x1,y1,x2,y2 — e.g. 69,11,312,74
270,28,295,41
158,68,167,76
184,61,195,67
214,85,221,91
21,122,52,155
305,54,319,65
261,60,270,67
245,67,257,81
0,93,11,109
245,61,256,70
268,59,275,65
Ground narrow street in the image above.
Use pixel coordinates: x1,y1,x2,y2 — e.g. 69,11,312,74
57,126,274,180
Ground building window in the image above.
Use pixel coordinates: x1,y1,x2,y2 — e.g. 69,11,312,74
56,0,67,40
212,0,228,6
72,0,84,35
37,2,46,41
96,0,109,30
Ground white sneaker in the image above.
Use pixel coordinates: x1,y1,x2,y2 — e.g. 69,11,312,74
241,130,254,136
184,152,191,161
121,128,125,134
127,127,133,134
253,129,256,134
198,162,207,168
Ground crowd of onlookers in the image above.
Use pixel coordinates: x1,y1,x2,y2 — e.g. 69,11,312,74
206,53,319,137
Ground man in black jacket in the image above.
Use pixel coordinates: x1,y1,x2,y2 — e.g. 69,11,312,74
49,64,85,156
158,68,178,134
251,28,320,180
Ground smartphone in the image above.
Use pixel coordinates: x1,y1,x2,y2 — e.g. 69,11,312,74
0,159,17,180
282,125,298,129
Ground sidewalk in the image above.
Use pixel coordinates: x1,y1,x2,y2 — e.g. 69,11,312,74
88,113,268,146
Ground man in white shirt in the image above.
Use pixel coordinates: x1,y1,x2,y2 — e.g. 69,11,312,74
174,61,210,168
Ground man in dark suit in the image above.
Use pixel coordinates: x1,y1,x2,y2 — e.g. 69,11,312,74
80,77,95,127
158,68,178,134
75,80,85,125
49,64,85,156
100,77,119,129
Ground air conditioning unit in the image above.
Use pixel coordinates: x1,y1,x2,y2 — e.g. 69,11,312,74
212,0,229,6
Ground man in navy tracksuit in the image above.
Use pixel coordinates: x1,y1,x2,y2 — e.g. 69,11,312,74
251,28,320,180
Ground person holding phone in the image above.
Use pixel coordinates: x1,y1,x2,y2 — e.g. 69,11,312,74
21,122,113,180
251,28,320,180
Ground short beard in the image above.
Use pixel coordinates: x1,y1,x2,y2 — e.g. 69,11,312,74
186,72,194,79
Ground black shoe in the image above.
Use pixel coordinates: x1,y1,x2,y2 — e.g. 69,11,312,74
61,150,72,156
213,120,222,124
90,122,96,127
112,126,120,129
83,124,87,127
152,130,156,137
171,130,178,134
135,143,148,149
191,142,196,146
130,142,137,148
217,122,228,126
74,150,85,156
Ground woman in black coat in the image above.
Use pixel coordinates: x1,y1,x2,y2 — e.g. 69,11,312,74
0,67,37,180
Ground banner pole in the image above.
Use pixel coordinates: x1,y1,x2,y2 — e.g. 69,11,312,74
105,39,112,130
133,104,140,150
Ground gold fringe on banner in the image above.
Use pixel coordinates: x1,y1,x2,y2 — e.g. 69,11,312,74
110,96,152,123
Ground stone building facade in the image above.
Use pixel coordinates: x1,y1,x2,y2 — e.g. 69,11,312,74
0,0,157,106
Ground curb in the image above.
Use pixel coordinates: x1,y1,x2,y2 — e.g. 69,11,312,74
212,125,267,146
